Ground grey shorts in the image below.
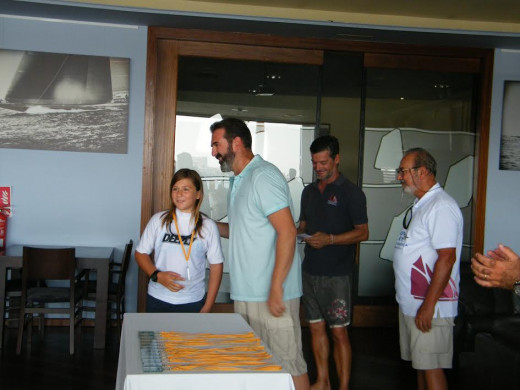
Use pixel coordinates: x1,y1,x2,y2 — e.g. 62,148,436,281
302,271,352,327
399,310,454,370
234,298,307,376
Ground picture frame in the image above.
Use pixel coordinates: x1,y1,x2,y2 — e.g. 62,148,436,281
500,80,520,170
0,49,130,154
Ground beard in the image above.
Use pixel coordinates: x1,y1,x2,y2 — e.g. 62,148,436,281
216,147,235,173
317,170,333,181
219,159,232,173
401,180,418,196
403,185,415,195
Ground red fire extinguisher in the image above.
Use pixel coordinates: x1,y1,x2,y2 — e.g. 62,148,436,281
0,186,11,252
0,209,7,252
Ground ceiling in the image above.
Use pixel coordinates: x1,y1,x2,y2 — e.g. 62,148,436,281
3,0,520,49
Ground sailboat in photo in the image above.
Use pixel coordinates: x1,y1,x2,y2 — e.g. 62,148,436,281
0,51,113,112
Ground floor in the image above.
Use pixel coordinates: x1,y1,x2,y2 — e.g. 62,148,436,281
302,326,417,390
0,326,120,390
0,323,455,390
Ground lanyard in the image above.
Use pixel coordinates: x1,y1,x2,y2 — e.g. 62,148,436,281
172,213,197,281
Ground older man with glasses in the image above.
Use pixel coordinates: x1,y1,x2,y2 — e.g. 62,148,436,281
393,148,463,390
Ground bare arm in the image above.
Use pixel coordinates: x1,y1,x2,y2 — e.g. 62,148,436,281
267,206,297,317
415,247,456,332
134,250,157,279
200,263,223,313
135,250,185,292
471,244,520,290
216,222,229,239
304,223,369,249
296,220,307,235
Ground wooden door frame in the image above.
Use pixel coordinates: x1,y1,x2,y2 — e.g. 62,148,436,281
139,27,493,314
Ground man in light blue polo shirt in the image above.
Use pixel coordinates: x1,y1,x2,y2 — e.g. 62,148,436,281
210,118,309,390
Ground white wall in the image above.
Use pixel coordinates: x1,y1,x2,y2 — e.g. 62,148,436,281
0,16,148,312
484,49,520,254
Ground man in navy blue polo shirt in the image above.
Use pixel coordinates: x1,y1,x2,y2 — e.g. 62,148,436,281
298,135,368,390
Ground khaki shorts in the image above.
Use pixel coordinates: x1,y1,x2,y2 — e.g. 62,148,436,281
234,299,307,376
399,310,454,370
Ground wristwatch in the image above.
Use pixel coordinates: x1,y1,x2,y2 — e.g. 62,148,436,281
150,269,160,282
514,280,520,296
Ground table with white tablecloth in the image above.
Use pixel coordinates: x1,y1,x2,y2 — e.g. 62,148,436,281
116,312,295,390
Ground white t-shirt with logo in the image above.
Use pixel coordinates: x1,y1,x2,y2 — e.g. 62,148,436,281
136,210,224,305
393,183,463,318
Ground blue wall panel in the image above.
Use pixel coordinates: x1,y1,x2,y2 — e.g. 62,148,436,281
0,15,147,312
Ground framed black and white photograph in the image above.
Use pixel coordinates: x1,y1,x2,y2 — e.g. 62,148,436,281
0,49,130,154
500,80,520,170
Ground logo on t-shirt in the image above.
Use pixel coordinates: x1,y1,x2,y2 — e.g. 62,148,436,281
395,230,407,249
327,195,338,206
162,233,196,245
411,256,458,301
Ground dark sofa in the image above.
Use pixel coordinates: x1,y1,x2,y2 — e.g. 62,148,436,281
456,261,520,390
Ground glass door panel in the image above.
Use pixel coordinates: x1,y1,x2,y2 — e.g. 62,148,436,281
320,52,363,183
174,56,320,302
359,66,478,299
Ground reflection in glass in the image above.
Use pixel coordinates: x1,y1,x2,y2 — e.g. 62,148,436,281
175,55,321,302
175,116,314,222
359,67,478,298
175,115,314,302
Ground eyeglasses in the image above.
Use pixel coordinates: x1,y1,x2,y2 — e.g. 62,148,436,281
395,166,420,179
402,206,413,229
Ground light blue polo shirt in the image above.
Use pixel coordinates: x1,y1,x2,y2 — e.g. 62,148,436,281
227,155,302,302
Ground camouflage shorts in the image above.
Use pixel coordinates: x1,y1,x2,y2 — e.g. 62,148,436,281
302,271,352,327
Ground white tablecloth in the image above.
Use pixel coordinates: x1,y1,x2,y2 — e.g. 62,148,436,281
116,312,295,390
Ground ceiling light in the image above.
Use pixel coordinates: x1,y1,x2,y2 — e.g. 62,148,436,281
249,84,274,96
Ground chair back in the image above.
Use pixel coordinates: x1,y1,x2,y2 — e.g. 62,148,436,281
18,246,79,355
116,240,133,297
22,246,76,282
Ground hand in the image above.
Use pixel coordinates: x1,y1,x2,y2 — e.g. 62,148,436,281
415,302,434,333
158,271,185,292
199,304,212,313
471,244,520,290
304,232,331,249
267,286,285,317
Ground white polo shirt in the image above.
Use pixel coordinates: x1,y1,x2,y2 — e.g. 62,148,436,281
393,183,463,318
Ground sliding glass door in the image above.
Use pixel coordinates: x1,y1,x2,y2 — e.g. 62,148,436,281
358,55,480,299
140,29,491,315
174,56,321,302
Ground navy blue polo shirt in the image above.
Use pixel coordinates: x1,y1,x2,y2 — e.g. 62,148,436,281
299,174,368,276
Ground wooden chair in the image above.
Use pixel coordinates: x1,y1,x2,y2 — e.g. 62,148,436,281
16,247,83,355
83,240,133,333
2,276,22,340
2,271,37,346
